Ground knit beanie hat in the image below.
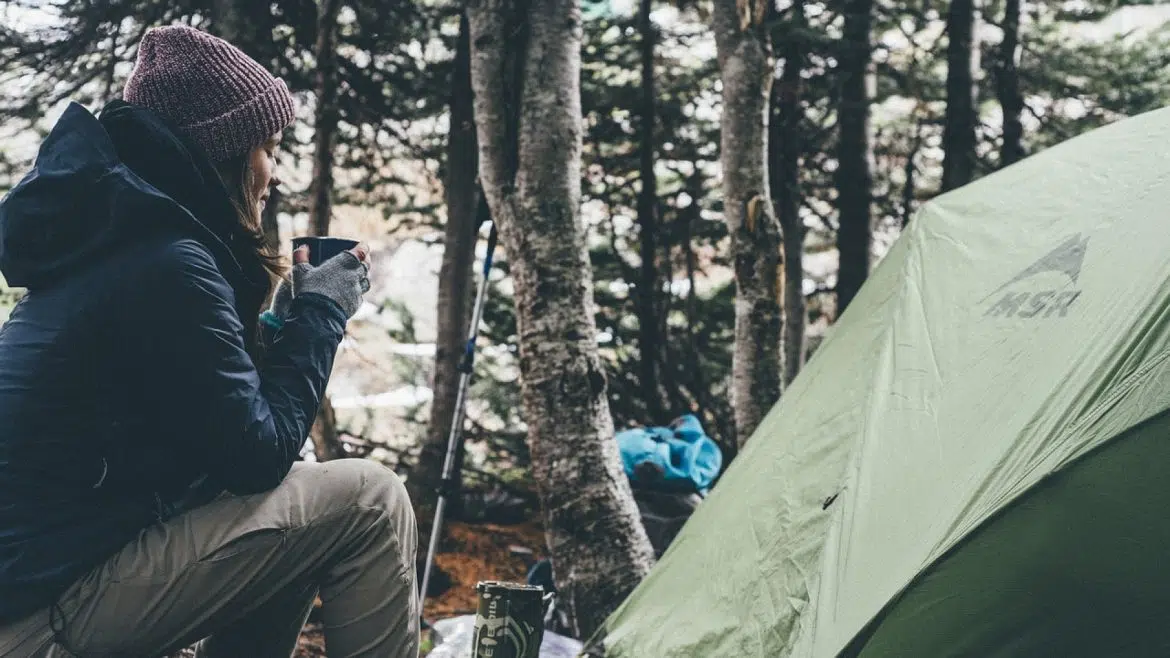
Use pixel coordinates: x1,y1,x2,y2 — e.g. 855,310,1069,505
123,24,296,162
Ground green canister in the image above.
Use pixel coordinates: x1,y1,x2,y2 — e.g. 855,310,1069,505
471,580,547,658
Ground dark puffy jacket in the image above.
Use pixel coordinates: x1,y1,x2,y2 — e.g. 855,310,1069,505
0,101,347,622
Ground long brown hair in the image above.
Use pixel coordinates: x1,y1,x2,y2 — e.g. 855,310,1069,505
213,152,288,303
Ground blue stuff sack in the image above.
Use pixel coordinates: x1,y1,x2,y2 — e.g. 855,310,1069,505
615,414,722,494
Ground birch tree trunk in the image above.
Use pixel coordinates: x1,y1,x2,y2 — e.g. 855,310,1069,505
769,0,808,387
943,0,979,191
410,13,481,512
467,0,655,639
997,0,1025,168
308,0,345,462
636,0,665,421
835,0,873,316
712,0,783,450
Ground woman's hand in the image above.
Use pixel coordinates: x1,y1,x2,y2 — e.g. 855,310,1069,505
291,243,371,319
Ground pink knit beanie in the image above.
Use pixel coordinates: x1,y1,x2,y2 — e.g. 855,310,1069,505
123,24,296,162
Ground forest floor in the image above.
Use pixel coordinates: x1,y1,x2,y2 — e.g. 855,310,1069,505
170,518,546,657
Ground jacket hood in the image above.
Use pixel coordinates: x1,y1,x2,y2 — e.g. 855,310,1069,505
0,100,268,297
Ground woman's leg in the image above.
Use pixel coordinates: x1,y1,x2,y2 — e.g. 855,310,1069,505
0,459,419,658
192,580,318,657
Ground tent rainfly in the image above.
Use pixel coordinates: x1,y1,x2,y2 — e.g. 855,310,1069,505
594,106,1170,657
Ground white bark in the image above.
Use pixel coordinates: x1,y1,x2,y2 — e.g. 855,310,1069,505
467,0,655,640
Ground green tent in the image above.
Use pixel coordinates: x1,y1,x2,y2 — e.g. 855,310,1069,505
597,107,1170,657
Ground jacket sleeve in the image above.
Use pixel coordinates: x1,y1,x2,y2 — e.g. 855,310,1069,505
145,239,347,494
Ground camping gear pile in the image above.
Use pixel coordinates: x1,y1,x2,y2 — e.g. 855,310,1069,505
616,414,721,556
616,414,722,493
592,105,1170,656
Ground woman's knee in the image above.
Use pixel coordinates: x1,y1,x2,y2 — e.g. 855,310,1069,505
320,460,417,564
317,459,413,519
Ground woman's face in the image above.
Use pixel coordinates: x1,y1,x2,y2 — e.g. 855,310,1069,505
250,132,282,215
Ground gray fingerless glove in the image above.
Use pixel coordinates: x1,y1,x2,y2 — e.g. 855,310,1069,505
292,250,370,319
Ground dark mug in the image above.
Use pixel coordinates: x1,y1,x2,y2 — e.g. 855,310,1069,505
291,236,360,266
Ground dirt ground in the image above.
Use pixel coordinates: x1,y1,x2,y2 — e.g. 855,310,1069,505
424,520,546,618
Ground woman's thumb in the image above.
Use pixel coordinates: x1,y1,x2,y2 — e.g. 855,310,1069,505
293,245,310,265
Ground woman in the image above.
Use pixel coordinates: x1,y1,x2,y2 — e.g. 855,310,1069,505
0,25,418,657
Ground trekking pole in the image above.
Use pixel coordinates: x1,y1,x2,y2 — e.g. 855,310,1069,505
419,221,499,604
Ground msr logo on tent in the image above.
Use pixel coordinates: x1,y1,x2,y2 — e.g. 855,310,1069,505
981,234,1088,319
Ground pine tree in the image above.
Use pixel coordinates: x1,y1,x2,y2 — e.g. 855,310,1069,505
770,0,810,386
410,11,482,513
996,0,1025,167
942,0,979,190
634,0,666,422
835,0,874,316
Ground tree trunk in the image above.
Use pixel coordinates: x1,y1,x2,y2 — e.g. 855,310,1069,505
712,0,783,450
997,0,1024,167
635,0,665,422
943,0,979,191
835,0,873,317
310,395,346,461
468,0,655,639
409,12,481,513
308,0,342,237
210,0,264,49
307,0,345,462
902,120,922,228
769,0,807,387
681,193,705,415
104,30,118,100
681,169,721,437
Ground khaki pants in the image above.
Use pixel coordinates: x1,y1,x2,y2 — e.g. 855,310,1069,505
0,459,420,658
